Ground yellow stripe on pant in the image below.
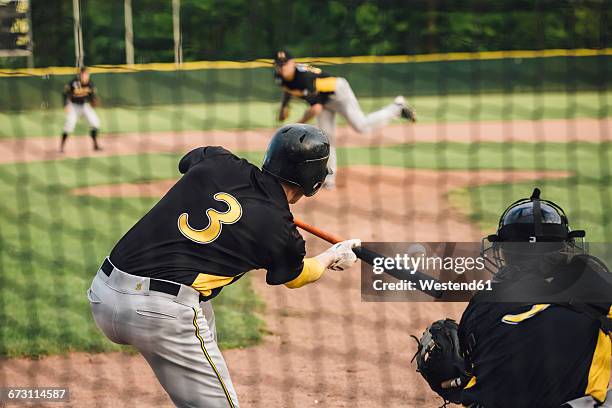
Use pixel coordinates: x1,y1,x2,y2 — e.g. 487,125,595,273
192,308,236,407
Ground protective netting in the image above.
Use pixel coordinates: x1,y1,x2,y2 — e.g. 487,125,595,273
0,1,610,407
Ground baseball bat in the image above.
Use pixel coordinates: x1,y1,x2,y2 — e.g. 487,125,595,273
293,218,443,299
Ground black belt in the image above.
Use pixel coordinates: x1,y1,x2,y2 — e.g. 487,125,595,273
101,258,181,297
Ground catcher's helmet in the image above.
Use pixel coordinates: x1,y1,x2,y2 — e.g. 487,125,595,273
481,188,586,277
262,124,331,197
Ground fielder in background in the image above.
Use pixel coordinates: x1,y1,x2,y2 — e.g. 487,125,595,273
413,188,612,407
273,49,416,188
60,66,102,153
87,124,361,408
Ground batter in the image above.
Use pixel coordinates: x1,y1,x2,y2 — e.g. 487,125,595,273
87,124,361,407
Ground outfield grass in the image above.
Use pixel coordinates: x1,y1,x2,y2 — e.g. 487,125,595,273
0,140,610,357
1,91,609,138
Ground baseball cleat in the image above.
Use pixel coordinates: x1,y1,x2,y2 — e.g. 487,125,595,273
394,95,417,123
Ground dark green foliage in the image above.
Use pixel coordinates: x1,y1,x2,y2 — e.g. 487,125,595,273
21,0,611,68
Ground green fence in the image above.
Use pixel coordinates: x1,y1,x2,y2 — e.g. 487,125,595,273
1,55,609,111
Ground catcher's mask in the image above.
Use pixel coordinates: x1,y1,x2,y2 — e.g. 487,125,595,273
481,188,586,277
262,124,331,197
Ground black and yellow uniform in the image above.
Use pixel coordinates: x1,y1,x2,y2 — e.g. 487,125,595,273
63,77,97,105
60,73,101,152
457,189,612,407
459,297,611,407
275,64,337,106
110,146,306,301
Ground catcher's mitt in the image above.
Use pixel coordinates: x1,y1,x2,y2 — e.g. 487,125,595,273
411,319,467,405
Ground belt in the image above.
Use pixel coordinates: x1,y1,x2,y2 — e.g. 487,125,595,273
101,258,181,297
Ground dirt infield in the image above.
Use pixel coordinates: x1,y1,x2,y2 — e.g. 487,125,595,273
1,163,571,408
0,117,609,164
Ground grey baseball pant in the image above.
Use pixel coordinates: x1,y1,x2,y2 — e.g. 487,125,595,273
317,77,402,178
87,258,239,407
63,102,100,133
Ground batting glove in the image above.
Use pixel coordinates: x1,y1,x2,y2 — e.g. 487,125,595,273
326,239,361,271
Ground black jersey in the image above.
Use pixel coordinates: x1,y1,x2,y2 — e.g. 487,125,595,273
276,64,337,106
63,77,96,105
459,298,611,407
109,146,306,300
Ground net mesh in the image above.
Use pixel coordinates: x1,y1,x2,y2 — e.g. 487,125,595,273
0,1,610,407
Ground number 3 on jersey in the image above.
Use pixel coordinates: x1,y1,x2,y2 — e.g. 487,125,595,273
178,192,242,244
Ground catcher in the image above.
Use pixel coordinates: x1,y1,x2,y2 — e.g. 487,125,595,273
87,124,361,407
60,66,101,152
413,188,612,407
273,49,416,188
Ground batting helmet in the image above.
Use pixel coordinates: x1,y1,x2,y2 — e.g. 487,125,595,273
481,188,586,277
262,124,331,197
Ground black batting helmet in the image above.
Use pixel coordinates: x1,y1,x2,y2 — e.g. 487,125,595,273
481,188,586,277
262,124,331,197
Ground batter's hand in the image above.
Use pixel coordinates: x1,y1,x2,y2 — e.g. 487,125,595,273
64,104,72,113
326,239,361,271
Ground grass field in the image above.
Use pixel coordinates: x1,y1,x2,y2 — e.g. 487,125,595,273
1,90,609,138
0,88,610,358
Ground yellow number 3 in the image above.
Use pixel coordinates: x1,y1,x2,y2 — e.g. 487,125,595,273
177,192,242,244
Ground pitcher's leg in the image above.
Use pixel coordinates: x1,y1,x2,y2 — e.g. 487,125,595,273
317,108,336,186
335,78,402,134
359,103,402,132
